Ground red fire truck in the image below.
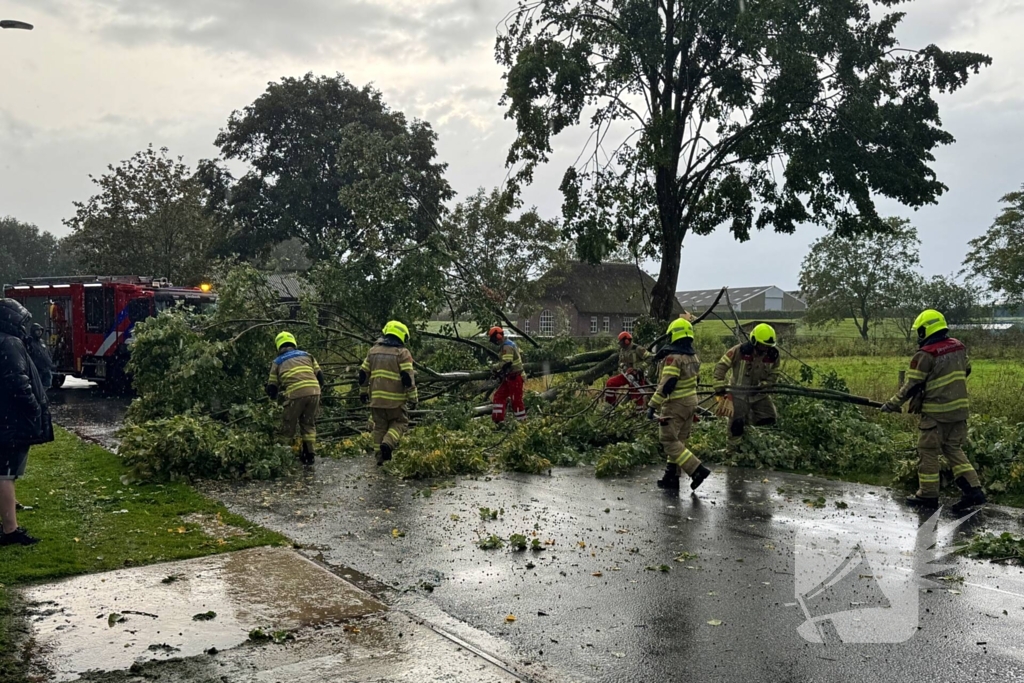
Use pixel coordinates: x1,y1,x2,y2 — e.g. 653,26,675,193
3,276,215,389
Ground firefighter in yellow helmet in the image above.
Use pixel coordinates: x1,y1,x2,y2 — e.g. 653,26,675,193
881,310,985,512
648,318,712,491
266,332,325,466
712,323,780,442
360,321,418,466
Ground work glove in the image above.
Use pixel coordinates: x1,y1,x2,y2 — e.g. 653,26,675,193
714,395,734,419
265,384,279,400
879,403,899,414
359,392,369,405
646,406,657,421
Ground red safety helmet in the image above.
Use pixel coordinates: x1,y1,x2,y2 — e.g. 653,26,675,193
617,331,633,344
488,326,504,342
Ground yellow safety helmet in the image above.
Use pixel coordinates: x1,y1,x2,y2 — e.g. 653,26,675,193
382,320,410,343
913,309,947,341
667,318,694,343
750,323,777,347
275,331,297,350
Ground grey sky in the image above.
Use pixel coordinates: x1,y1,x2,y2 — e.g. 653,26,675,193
2,0,1021,290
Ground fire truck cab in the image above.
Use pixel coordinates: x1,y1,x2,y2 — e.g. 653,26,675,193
2,276,215,390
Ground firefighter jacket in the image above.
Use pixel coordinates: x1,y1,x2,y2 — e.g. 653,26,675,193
887,335,970,423
360,338,418,409
492,339,524,377
267,349,323,401
618,345,649,375
649,345,699,409
713,343,780,394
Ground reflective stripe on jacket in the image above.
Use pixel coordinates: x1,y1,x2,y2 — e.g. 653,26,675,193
361,343,418,408
492,340,524,376
712,343,779,392
268,349,322,400
888,338,970,422
649,353,700,409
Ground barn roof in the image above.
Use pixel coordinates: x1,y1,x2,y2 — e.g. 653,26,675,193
537,262,682,315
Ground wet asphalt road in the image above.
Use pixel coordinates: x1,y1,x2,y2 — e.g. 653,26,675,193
206,459,1024,683
50,389,1024,682
48,378,131,449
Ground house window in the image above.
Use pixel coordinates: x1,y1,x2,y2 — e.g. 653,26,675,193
590,316,598,334
603,316,610,333
622,317,636,333
539,310,554,336
523,318,530,334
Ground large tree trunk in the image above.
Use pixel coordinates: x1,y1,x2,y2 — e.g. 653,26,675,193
650,172,684,320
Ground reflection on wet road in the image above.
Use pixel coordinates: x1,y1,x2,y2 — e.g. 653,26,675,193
209,460,1024,683
48,377,131,450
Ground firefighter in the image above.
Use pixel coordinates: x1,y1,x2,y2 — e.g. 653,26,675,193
360,321,418,466
603,331,649,407
713,323,780,442
648,318,712,491
881,310,985,512
266,332,324,466
488,326,526,424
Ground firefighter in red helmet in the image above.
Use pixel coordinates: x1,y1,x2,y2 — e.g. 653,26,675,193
603,331,649,407
488,326,526,424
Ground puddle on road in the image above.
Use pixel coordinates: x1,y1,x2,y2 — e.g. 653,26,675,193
48,379,130,451
21,547,386,681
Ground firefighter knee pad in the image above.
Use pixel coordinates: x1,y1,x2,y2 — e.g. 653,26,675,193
730,418,746,437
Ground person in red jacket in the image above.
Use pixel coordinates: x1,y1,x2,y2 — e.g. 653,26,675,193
603,331,649,407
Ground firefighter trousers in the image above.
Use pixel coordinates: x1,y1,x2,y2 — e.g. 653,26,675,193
729,395,777,439
658,401,702,477
492,373,526,423
604,372,645,407
916,418,981,498
372,407,409,450
281,395,320,452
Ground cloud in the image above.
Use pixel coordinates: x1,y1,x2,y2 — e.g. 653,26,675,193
27,0,498,61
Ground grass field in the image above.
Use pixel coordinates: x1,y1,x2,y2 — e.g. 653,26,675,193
0,429,288,681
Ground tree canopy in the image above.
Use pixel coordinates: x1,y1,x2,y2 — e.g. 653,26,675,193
0,217,63,286
964,187,1024,306
62,146,221,285
800,217,920,340
207,73,452,261
496,0,991,319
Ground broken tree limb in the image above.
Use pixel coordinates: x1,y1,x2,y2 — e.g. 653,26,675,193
419,330,500,360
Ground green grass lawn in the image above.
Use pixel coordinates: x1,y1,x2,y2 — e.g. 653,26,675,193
790,357,1024,423
0,429,289,681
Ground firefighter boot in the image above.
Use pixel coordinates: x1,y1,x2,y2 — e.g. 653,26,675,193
300,443,316,467
376,443,393,467
656,463,681,491
905,494,940,510
690,464,712,491
951,477,987,514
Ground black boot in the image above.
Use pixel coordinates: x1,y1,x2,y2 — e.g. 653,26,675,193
951,477,986,513
657,464,680,491
0,527,40,547
690,464,712,491
376,443,393,467
906,494,939,510
300,443,316,467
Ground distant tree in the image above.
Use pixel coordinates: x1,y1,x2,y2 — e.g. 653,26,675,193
0,217,61,285
62,146,222,285
800,218,921,341
207,73,451,261
921,275,980,325
964,187,1024,306
496,0,991,320
440,188,571,331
